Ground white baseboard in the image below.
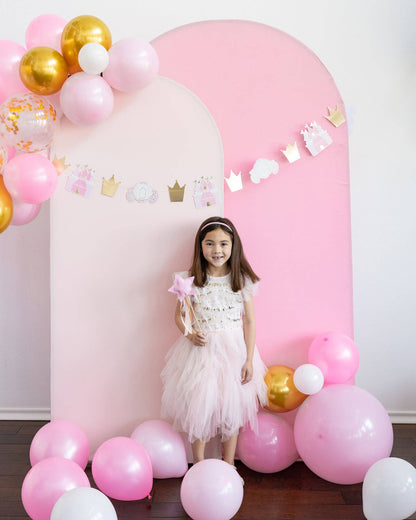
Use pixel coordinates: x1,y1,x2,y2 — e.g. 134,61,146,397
0,407,414,424
388,411,416,424
0,407,51,420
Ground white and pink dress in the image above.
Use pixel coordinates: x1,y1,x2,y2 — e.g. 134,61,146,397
161,272,268,443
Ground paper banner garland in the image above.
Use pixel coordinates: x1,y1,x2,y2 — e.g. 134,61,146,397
126,182,158,203
249,158,279,184
168,180,186,202
101,175,121,197
301,122,332,157
193,176,220,208
65,165,95,198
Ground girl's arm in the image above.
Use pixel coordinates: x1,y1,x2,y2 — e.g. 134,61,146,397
174,300,207,346
241,295,256,384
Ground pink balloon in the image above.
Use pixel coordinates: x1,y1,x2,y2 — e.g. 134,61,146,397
180,459,243,520
0,143,8,174
294,384,393,484
237,411,298,473
131,420,188,479
30,420,90,469
0,40,28,104
21,457,90,520
60,72,114,126
308,331,359,384
103,37,159,92
92,436,153,501
25,14,67,52
7,146,15,160
11,200,41,226
3,153,58,204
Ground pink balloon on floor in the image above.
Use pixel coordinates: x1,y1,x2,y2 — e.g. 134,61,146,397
92,436,153,501
237,411,298,473
181,459,243,520
21,457,90,520
30,420,90,469
131,420,188,478
3,153,58,204
103,37,159,92
308,331,359,384
25,14,67,52
11,200,41,226
294,384,393,484
60,72,114,126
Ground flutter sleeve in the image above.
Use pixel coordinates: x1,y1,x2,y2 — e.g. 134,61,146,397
241,276,259,302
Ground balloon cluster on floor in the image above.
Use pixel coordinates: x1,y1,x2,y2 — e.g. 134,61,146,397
0,14,159,233
21,333,416,520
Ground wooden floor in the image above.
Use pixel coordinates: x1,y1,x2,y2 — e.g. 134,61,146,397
1,421,415,520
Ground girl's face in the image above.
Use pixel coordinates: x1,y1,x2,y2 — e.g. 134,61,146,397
201,228,232,276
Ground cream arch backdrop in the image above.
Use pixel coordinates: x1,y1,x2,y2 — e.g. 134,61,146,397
50,77,224,452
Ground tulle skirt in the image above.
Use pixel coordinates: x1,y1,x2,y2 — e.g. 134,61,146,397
161,327,268,443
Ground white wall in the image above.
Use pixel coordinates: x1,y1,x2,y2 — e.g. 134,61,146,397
0,0,415,421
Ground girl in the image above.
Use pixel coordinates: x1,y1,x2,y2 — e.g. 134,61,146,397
161,216,268,466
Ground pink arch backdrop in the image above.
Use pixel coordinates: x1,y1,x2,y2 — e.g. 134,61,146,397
153,20,353,367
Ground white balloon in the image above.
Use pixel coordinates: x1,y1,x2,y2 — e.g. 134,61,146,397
293,364,324,395
78,42,109,75
363,457,416,520
51,487,118,520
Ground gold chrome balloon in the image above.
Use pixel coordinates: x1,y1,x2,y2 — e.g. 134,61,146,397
264,365,307,413
0,175,13,233
19,47,68,95
61,15,112,74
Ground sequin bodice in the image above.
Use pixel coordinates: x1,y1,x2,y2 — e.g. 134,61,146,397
192,274,244,332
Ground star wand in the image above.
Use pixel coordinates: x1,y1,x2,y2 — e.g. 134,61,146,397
168,274,202,334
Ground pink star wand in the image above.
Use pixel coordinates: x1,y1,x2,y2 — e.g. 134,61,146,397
168,274,202,334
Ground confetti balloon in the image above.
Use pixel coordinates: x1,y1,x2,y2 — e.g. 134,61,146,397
61,15,112,74
0,143,8,174
0,174,13,233
0,93,58,152
264,365,307,413
20,46,68,95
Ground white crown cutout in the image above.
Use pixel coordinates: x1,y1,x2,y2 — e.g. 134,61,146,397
301,122,333,156
225,170,243,192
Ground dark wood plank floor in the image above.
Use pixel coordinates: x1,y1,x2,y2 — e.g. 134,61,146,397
1,421,415,520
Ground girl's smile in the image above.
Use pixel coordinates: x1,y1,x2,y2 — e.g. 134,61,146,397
201,228,232,276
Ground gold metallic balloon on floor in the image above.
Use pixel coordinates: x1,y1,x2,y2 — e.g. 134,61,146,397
61,15,112,74
0,175,13,233
19,47,68,95
264,365,307,413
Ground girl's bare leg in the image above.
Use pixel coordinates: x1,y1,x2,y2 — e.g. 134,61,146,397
192,439,206,464
222,434,238,465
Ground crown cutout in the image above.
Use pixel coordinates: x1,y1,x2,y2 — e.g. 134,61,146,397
225,170,243,192
101,174,121,197
281,142,300,163
168,180,186,202
325,106,346,127
52,155,70,175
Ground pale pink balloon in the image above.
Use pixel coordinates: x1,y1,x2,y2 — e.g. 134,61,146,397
3,153,58,204
92,436,153,501
21,457,90,520
29,420,90,469
60,72,114,126
308,331,359,384
237,411,298,473
25,14,67,52
11,200,41,226
0,40,28,104
131,420,188,478
103,37,159,92
294,384,393,484
7,146,15,160
180,459,243,520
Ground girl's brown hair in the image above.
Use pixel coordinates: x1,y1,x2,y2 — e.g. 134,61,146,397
190,216,259,292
